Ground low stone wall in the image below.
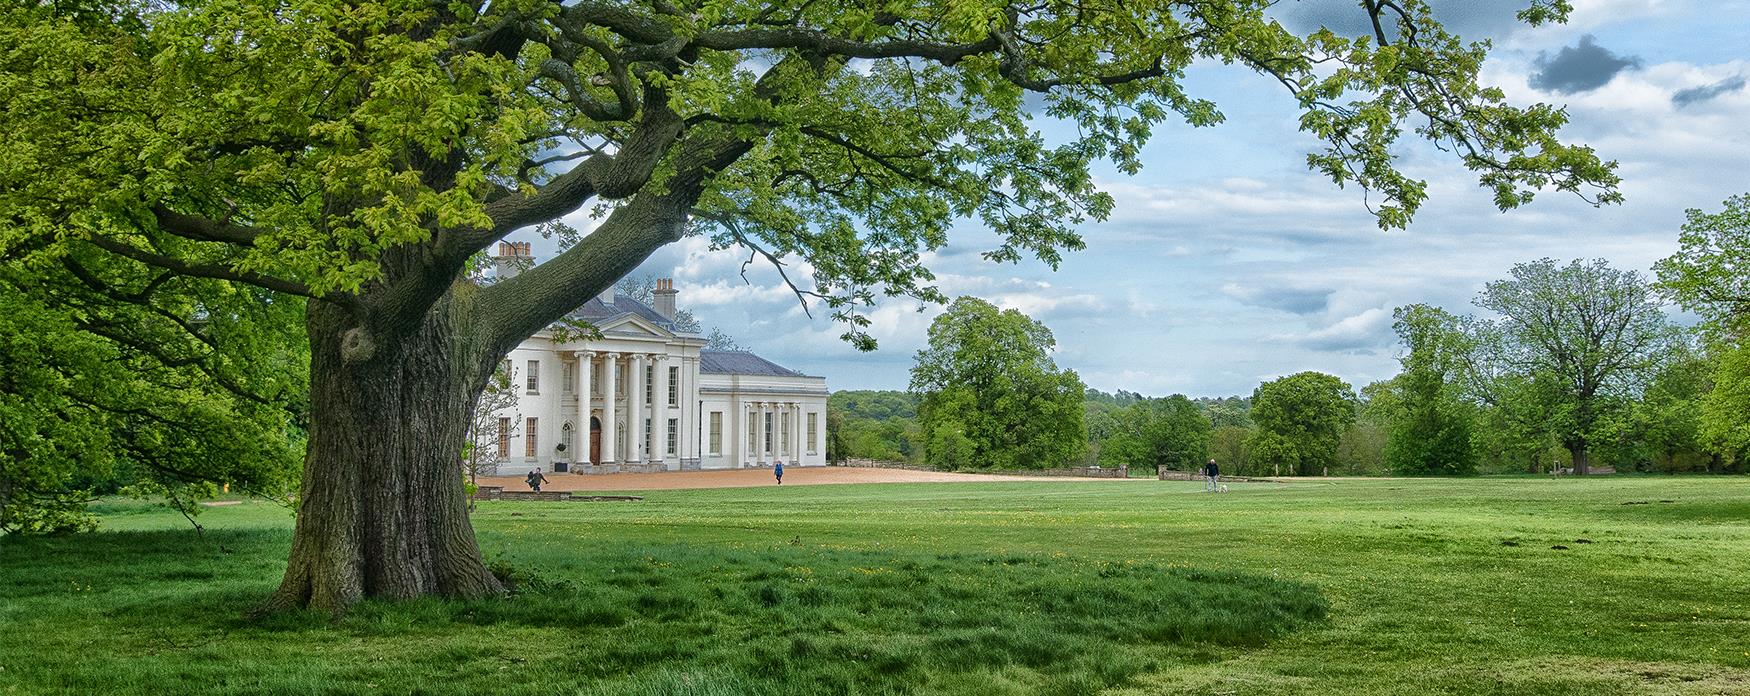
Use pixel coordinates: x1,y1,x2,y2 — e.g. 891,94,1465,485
1157,469,1260,483
834,458,935,472
832,459,1128,478
1554,466,1617,475
472,486,642,502
1031,466,1127,478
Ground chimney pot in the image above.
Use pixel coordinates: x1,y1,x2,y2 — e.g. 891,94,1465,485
653,278,678,320
492,241,534,279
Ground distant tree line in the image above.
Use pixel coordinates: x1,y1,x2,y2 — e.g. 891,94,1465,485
826,195,1750,476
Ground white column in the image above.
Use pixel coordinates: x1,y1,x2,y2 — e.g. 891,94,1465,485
677,357,693,465
792,402,803,464
744,403,755,467
773,402,787,461
629,353,647,464
731,400,744,468
653,353,670,467
758,402,769,465
601,352,618,464
576,351,593,465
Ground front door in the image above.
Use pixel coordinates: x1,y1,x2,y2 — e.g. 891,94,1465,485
589,416,602,465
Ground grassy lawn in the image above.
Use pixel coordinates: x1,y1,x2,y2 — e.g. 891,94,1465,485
2,477,1748,695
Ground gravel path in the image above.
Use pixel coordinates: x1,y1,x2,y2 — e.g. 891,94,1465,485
478,466,1140,491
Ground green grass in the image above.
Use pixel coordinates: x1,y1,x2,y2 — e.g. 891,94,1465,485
2,477,1748,694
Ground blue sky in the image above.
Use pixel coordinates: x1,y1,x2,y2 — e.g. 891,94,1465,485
511,0,1750,397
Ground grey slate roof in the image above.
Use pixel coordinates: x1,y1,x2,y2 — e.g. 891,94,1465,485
699,350,810,378
566,292,683,333
561,293,807,378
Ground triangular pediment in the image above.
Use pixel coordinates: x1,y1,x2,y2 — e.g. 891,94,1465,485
599,313,673,338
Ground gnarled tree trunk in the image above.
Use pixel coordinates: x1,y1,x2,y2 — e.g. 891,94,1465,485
267,291,502,614
1567,440,1591,476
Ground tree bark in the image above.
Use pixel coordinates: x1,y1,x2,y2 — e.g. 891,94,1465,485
266,289,503,615
1568,442,1591,476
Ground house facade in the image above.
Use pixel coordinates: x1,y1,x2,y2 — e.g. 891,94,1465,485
487,243,828,475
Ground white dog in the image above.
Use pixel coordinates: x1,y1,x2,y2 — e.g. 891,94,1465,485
1218,484,1229,493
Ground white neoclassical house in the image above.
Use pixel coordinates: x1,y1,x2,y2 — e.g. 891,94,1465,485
486,243,828,475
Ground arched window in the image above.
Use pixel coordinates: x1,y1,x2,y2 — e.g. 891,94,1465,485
561,422,574,456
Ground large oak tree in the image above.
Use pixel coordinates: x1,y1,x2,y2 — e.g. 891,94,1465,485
1465,259,1673,474
1,0,1619,611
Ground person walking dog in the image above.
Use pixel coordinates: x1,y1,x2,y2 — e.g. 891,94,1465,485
1203,459,1220,493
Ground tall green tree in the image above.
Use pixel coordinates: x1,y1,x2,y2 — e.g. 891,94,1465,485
1,0,1619,610
1248,372,1357,476
1104,395,1212,472
1467,259,1673,474
1386,304,1477,475
1656,194,1750,335
1593,341,1714,472
1209,425,1255,476
911,297,1084,470
1656,194,1750,464
1471,373,1564,473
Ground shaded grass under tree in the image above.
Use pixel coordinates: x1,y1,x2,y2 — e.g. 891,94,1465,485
3,477,1749,694
0,499,1321,695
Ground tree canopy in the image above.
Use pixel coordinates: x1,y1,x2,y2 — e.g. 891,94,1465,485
1248,371,1357,477
1102,395,1212,472
911,297,1084,470
0,0,1621,608
1385,304,1476,475
1657,194,1750,462
1465,258,1673,473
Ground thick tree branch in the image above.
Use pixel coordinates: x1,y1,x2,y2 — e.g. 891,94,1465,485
152,206,261,247
443,86,686,262
83,234,339,304
695,27,1001,64
477,131,754,356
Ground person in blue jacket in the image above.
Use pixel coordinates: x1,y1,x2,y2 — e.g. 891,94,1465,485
774,461,784,485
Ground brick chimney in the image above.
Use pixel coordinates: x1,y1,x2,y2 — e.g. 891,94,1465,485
653,278,678,320
493,241,533,280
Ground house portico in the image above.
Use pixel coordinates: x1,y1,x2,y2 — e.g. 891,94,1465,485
486,248,827,475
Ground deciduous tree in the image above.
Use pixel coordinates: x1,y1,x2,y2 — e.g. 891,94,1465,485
911,298,1084,470
1,0,1618,610
1386,304,1477,475
1466,259,1673,474
1248,372,1357,476
1656,194,1750,465
1104,395,1212,472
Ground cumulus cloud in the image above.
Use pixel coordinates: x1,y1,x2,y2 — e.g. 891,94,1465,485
492,11,1747,397
1529,35,1641,93
1278,308,1396,352
1221,282,1332,315
1673,75,1748,107
1272,0,1533,41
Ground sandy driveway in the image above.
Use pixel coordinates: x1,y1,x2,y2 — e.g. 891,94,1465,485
478,466,1139,492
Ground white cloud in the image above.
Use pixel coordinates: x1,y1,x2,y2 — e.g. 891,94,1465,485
493,9,1749,397
1275,307,1396,351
